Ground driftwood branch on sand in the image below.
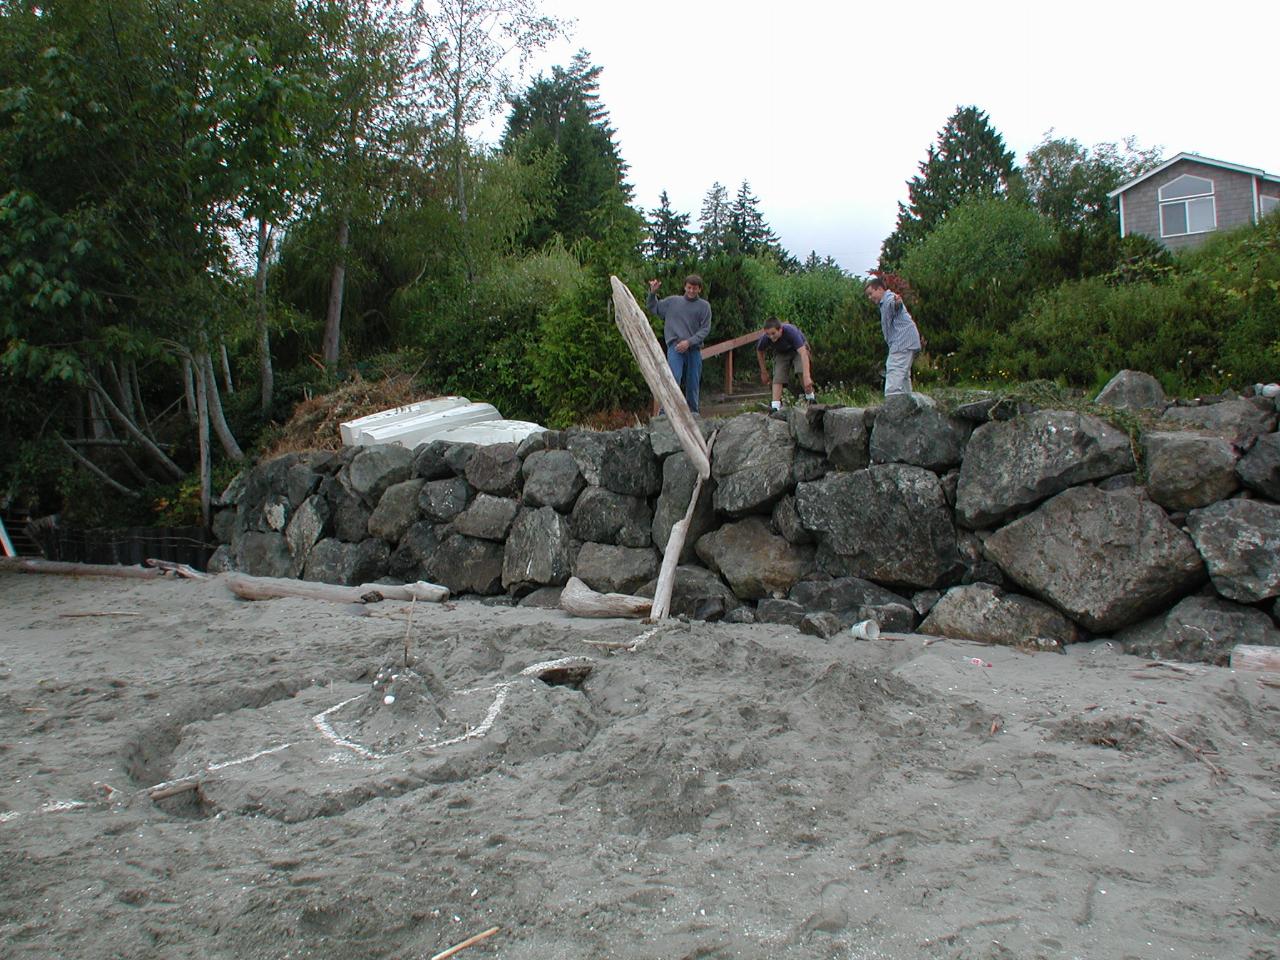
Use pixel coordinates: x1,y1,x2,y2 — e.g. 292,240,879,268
559,576,651,619
223,573,449,605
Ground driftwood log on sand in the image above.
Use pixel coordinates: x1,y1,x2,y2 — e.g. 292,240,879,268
1230,644,1280,673
559,576,651,619
223,573,449,605
649,429,717,621
0,557,165,580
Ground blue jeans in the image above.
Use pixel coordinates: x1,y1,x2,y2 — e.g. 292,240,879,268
666,341,703,414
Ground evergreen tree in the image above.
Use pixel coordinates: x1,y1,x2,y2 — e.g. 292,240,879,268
729,180,780,254
880,105,1018,268
645,190,695,262
502,51,635,249
698,181,732,256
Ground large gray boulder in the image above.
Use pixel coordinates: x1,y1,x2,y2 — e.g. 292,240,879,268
694,516,813,600
571,486,652,548
648,416,715,459
824,407,871,471
771,495,814,545
332,493,372,543
789,576,911,612
450,494,519,542
418,477,473,523
412,440,455,480
1185,498,1280,604
955,410,1136,529
1237,433,1280,500
286,460,323,508
343,444,414,508
302,537,390,586
795,465,962,589
1094,370,1167,411
428,534,504,595
984,486,1205,633
652,453,715,560
503,506,574,592
919,582,1082,647
573,543,660,595
283,495,331,577
636,565,741,619
869,393,972,472
1113,593,1280,665
568,428,661,497
521,449,585,512
464,442,522,497
388,522,444,582
1142,432,1239,511
1159,399,1277,446
367,478,425,543
788,404,827,453
237,531,293,579
711,413,795,516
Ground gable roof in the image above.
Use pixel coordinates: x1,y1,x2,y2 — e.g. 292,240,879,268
1108,152,1280,198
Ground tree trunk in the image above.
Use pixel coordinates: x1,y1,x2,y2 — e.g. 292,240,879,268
193,351,212,529
219,343,234,395
105,360,134,420
128,361,152,435
182,357,198,426
199,350,244,461
322,217,350,368
88,374,185,480
56,434,139,499
255,219,275,414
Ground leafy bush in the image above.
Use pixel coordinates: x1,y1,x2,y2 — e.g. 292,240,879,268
530,269,649,427
901,197,1058,367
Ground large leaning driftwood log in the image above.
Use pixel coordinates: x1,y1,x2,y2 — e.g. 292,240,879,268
559,576,651,619
609,276,709,479
223,572,449,605
650,430,717,621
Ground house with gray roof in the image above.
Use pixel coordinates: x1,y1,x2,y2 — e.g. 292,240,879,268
1108,153,1280,251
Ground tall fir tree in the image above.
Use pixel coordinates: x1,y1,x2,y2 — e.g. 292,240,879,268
729,179,780,254
697,181,732,256
645,190,694,262
880,105,1018,268
502,50,636,250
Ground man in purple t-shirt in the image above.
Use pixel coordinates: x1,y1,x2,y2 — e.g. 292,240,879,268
756,317,815,413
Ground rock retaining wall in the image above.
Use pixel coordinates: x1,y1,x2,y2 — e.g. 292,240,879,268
211,376,1280,665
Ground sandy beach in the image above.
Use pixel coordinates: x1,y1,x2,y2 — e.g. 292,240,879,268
1,570,1277,960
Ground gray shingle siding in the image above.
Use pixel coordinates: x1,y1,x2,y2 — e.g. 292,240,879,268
1120,159,1264,251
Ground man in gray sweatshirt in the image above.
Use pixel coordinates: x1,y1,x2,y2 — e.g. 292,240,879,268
865,277,921,396
646,274,712,414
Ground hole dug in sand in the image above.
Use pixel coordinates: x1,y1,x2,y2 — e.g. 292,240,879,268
149,657,599,822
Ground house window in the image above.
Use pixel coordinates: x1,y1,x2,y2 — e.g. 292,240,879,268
1158,174,1216,237
1262,195,1280,218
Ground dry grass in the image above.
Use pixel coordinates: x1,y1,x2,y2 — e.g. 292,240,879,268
263,376,431,457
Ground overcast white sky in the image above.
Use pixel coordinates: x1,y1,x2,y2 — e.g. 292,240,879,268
479,0,1278,273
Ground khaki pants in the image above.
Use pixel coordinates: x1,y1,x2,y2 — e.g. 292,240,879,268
884,350,916,396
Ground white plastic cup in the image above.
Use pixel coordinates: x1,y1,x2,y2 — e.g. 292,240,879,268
849,619,880,641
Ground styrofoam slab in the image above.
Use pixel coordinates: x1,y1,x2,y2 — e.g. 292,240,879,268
431,420,546,446
357,402,501,448
339,396,470,446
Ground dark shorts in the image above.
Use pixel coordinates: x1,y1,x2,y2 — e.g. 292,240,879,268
771,350,805,385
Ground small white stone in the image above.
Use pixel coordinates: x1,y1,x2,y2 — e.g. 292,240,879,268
383,695,395,705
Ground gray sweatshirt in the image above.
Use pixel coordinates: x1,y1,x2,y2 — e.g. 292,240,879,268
646,290,712,348
879,291,921,352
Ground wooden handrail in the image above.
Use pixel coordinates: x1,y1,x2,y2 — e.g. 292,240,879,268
700,329,764,360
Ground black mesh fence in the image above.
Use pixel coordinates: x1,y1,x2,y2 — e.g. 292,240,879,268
31,525,217,571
